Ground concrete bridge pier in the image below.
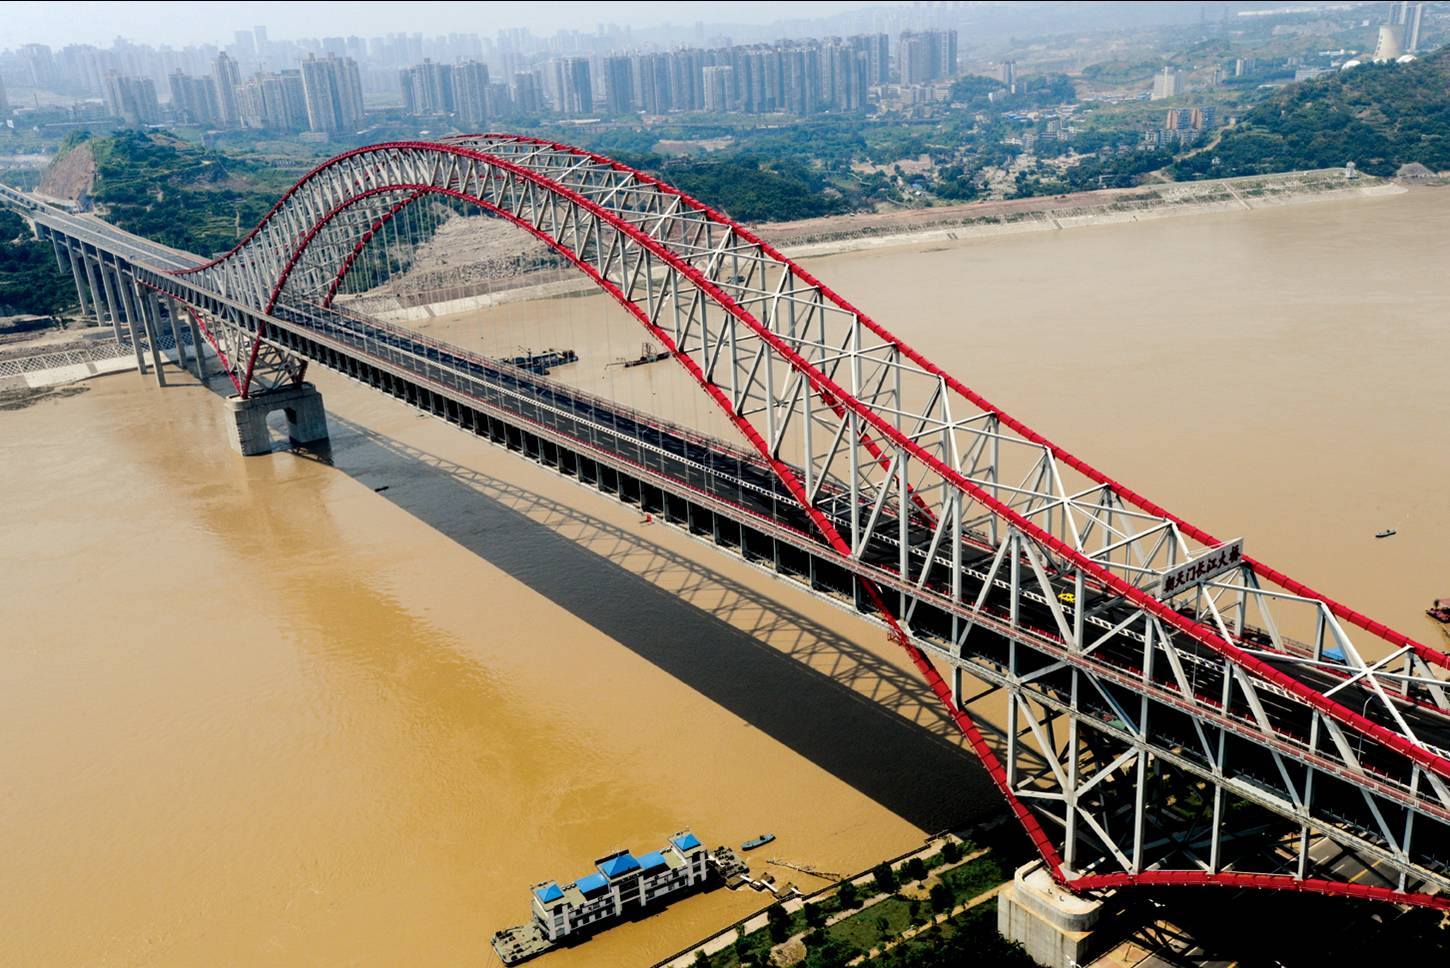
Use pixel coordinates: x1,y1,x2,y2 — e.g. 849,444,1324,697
227,383,329,456
998,862,1104,968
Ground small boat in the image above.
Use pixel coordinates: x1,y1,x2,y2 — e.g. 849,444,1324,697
741,833,775,851
1375,528,1397,539
1427,607,1450,624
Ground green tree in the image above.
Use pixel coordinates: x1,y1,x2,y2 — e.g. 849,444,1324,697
941,840,963,864
804,901,826,930
872,861,897,894
692,950,710,967
929,882,954,913
837,879,860,910
0,210,76,316
804,937,858,968
766,901,792,943
904,856,928,882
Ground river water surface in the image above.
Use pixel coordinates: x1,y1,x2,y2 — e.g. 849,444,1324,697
2,186,1447,966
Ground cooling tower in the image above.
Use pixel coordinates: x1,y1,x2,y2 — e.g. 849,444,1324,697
1373,23,1404,62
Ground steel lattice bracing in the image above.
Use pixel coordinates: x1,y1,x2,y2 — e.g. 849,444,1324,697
8,140,1450,911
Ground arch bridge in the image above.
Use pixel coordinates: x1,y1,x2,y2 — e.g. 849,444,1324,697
5,135,1450,919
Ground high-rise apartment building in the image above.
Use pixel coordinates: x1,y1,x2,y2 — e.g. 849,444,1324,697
512,70,546,115
633,52,672,114
602,56,633,114
1389,2,1425,50
237,70,307,131
702,65,733,113
554,57,592,115
400,59,455,115
820,42,868,111
454,60,490,127
20,44,57,89
1150,66,1183,100
897,30,958,85
168,70,218,125
999,60,1016,91
852,33,890,86
103,71,161,125
212,52,242,126
300,53,364,133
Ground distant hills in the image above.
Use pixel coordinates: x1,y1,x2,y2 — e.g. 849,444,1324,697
1176,46,1450,179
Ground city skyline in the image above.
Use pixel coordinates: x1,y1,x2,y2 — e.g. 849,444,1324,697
2,0,889,49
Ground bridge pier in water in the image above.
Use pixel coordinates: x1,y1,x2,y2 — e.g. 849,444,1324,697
998,863,1104,968
227,383,329,456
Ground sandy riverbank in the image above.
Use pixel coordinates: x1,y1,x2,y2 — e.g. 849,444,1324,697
758,168,1413,259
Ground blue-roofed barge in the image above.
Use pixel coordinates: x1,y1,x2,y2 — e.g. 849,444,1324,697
491,829,711,964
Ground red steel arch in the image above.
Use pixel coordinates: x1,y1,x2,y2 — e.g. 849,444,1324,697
170,136,1450,911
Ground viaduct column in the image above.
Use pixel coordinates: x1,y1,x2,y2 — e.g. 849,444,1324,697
128,274,166,386
80,246,116,339
181,300,207,380
108,257,147,376
150,288,187,378
66,239,94,322
94,253,131,357
49,234,93,322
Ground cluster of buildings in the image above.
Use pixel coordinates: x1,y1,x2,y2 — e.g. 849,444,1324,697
102,52,363,134
398,34,911,121
1141,105,1219,147
2,23,963,134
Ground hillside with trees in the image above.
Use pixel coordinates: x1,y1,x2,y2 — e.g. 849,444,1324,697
0,210,73,317
46,131,300,257
1176,46,1450,178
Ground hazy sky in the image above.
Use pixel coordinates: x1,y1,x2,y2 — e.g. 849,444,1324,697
1,1,887,49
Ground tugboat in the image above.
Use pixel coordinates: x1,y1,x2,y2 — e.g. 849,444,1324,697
1375,528,1397,539
741,833,776,851
1427,598,1450,624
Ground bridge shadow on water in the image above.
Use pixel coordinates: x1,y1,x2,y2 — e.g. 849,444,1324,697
305,416,1006,835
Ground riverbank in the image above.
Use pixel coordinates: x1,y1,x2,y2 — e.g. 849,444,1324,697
342,168,1416,325
757,168,1410,259
654,830,1027,968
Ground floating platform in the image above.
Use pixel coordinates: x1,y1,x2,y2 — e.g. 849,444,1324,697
491,922,556,965
508,348,578,376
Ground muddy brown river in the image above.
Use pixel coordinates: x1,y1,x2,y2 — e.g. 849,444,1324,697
2,186,1446,965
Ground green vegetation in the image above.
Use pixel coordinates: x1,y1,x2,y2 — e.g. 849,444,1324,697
949,72,1077,112
1177,46,1450,178
0,209,74,316
78,130,300,256
655,155,852,222
1013,147,1176,196
693,846,1027,968
870,902,1033,967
